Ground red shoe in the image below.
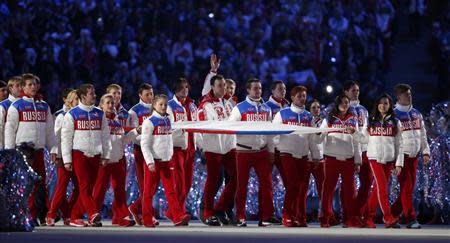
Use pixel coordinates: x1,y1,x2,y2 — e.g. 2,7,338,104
365,220,376,228
88,213,101,225
329,216,340,226
63,218,71,226
320,218,330,228
384,217,400,228
118,217,136,227
282,218,295,227
144,223,156,228
129,206,142,225
46,217,55,226
343,217,364,228
69,219,88,227
174,214,190,226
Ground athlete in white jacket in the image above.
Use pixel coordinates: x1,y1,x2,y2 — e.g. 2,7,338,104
391,84,430,229
272,86,320,227
140,94,190,227
197,74,237,226
357,93,403,229
61,84,111,227
0,76,22,149
4,74,57,225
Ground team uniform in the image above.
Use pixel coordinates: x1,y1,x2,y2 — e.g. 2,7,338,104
5,94,56,222
61,103,111,226
317,113,362,227
229,96,275,223
272,104,320,226
201,71,238,106
92,112,134,227
350,100,372,220
0,94,20,149
391,104,430,226
167,95,198,212
359,115,404,227
46,107,79,225
140,111,189,227
197,90,237,220
128,100,152,221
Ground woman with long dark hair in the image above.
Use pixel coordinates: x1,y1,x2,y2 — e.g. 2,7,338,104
360,93,403,228
317,94,362,228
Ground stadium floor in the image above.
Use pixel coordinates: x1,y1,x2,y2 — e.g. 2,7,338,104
1,220,448,243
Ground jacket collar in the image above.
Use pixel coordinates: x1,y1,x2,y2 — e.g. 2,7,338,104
395,103,412,112
8,94,20,103
290,104,305,114
246,96,264,106
139,99,152,109
350,100,360,107
269,95,289,108
105,112,116,119
151,110,168,119
78,102,95,112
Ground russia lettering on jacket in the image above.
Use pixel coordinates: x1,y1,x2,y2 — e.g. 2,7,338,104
19,110,47,122
75,119,102,130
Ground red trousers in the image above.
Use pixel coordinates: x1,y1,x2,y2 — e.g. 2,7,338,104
47,165,79,219
70,151,100,220
391,155,418,222
28,150,49,220
171,147,195,213
321,156,356,222
93,159,129,221
236,150,274,221
295,161,324,222
130,145,145,214
278,155,306,220
366,160,396,223
142,161,184,225
355,152,373,217
203,150,237,218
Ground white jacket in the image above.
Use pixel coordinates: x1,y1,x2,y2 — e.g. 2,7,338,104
141,111,173,165
128,100,152,145
106,112,133,163
311,116,324,160
197,91,236,154
228,96,272,151
5,96,56,150
61,103,111,164
317,113,362,164
167,95,198,150
394,104,430,157
273,105,320,159
359,115,404,167
350,100,369,152
51,108,68,158
0,95,20,149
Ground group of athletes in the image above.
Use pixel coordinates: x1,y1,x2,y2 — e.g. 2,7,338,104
0,54,429,229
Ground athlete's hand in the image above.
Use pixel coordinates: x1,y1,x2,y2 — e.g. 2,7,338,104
423,154,430,165
210,54,221,73
51,153,58,163
345,127,356,134
148,164,156,172
354,164,361,173
55,158,63,167
101,159,109,166
136,126,142,134
394,166,402,176
65,163,73,171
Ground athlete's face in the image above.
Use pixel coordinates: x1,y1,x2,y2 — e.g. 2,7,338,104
212,78,226,98
397,89,412,106
9,81,22,98
139,89,154,104
247,82,262,100
108,88,122,107
292,91,307,107
310,101,321,117
83,88,96,106
101,97,115,113
154,98,168,115
344,84,359,101
272,83,286,99
22,79,37,97
0,87,8,101
377,97,390,115
176,81,189,99
338,97,350,113
226,83,236,97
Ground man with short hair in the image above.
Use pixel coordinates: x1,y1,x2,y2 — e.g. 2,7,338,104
128,83,154,225
0,76,22,149
0,80,8,101
61,83,111,227
5,73,57,226
391,83,430,229
197,74,236,226
106,84,130,127
229,78,277,227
